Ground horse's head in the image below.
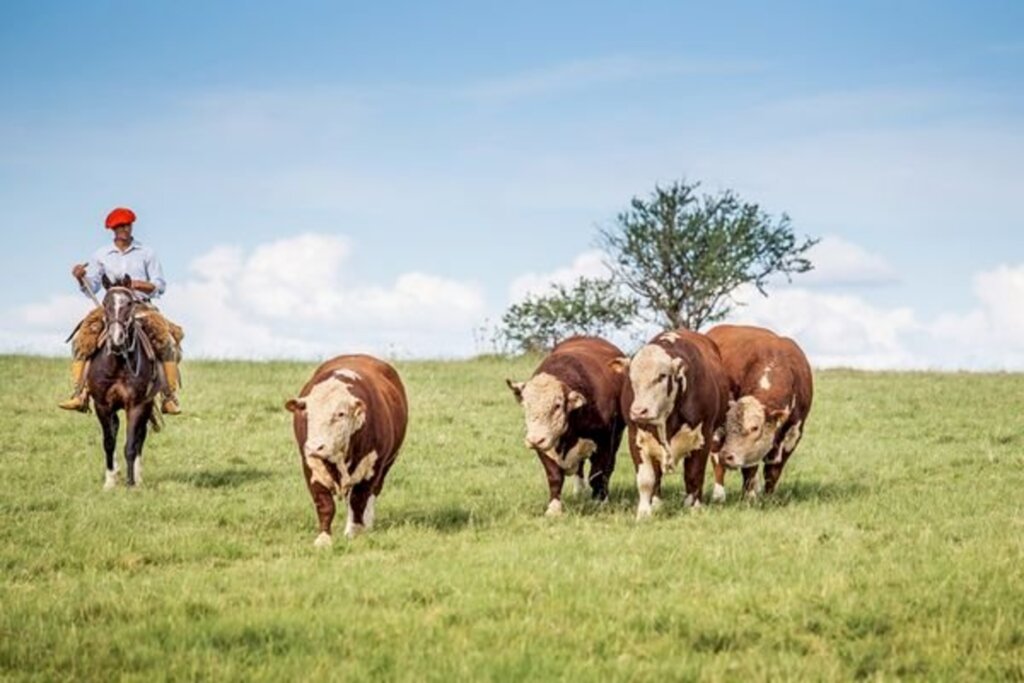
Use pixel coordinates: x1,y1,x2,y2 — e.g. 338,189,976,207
101,274,138,352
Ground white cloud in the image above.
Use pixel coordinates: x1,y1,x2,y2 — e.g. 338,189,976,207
926,264,1024,369
509,247,1024,371
2,233,486,360
728,284,920,369
731,261,1024,370
798,235,898,287
507,249,611,302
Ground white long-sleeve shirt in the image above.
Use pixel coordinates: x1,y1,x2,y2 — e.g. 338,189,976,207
80,241,166,301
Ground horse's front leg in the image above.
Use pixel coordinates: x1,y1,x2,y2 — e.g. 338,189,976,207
124,403,151,487
95,404,119,490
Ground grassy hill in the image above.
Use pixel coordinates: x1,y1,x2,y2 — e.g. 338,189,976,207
1,355,1022,681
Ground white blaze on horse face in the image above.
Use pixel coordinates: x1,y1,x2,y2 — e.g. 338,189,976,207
628,345,684,425
720,396,782,468
303,377,366,463
108,291,132,347
516,373,583,452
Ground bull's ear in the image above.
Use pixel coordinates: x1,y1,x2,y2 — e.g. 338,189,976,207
567,390,587,411
284,398,305,413
608,357,630,374
506,379,525,403
101,274,112,290
766,407,791,425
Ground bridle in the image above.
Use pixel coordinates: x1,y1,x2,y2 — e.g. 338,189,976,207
103,286,143,375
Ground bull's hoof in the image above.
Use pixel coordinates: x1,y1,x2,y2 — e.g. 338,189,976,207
635,505,653,520
344,522,365,539
545,499,564,517
683,493,702,509
103,470,118,491
711,483,727,503
313,532,333,548
744,488,760,502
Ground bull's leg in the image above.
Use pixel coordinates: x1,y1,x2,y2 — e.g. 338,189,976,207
683,448,709,508
711,455,727,503
585,432,614,501
346,481,374,538
96,405,119,490
763,450,794,495
300,457,337,547
636,457,663,520
537,451,566,516
124,404,150,487
741,465,760,500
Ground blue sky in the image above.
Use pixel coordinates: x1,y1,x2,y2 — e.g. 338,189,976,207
1,1,1022,367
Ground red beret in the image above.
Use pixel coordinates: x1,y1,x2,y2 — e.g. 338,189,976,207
105,207,137,229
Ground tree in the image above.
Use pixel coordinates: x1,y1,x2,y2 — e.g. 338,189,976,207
499,277,638,353
599,180,817,330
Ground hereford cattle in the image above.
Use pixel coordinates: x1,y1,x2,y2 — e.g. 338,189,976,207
706,324,813,501
616,329,730,518
285,354,408,547
506,336,627,516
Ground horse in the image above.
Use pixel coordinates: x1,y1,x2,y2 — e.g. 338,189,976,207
86,274,165,489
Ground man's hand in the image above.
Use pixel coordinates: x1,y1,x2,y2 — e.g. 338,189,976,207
72,263,88,281
131,280,156,295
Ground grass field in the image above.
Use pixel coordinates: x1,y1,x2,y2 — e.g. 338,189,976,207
1,355,1023,681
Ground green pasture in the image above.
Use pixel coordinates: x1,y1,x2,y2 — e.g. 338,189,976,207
1,355,1022,681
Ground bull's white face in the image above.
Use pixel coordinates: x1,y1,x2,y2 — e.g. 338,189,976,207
719,396,786,468
506,373,586,452
626,344,685,425
286,376,366,462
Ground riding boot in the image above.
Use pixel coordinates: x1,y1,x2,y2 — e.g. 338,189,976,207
161,361,182,415
57,360,90,412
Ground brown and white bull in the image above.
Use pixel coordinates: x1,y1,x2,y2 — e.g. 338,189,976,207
285,354,408,547
616,330,730,519
507,336,627,516
706,324,813,501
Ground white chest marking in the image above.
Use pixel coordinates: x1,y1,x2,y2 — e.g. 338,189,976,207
306,449,379,497
635,423,704,472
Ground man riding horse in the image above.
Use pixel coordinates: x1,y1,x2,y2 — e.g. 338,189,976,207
59,207,185,415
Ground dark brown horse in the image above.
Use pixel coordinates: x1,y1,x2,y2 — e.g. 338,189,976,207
87,274,165,489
